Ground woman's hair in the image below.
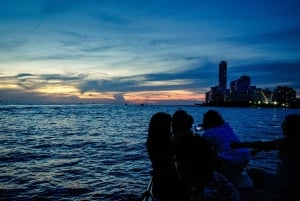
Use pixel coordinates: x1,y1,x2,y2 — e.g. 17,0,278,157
146,112,172,170
172,110,194,133
202,110,224,130
148,112,171,137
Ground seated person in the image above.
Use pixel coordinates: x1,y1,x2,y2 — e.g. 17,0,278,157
146,112,187,200
201,110,252,187
173,134,242,201
231,114,300,201
171,109,194,145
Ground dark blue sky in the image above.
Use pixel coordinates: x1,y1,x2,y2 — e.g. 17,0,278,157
0,0,299,104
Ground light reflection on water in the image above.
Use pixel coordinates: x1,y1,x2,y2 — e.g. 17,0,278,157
1,104,299,200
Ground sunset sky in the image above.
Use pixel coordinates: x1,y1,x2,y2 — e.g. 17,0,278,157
1,0,300,104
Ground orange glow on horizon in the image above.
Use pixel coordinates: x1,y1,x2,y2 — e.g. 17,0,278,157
124,90,205,104
0,83,19,89
36,85,79,94
0,82,205,104
77,92,114,100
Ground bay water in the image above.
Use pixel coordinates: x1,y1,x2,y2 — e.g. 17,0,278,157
1,104,299,200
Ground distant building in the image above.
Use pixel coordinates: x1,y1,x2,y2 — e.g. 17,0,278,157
230,75,250,92
250,88,272,104
230,75,252,102
207,86,225,103
204,61,297,107
272,86,296,106
218,61,227,92
206,61,228,104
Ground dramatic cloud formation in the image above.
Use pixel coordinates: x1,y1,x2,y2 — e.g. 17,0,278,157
0,0,299,104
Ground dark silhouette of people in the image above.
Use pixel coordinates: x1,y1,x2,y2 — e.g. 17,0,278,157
201,110,252,188
173,134,242,201
146,112,187,201
231,114,300,201
170,109,194,146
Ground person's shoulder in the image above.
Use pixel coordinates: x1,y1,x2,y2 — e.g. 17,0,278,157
220,122,235,131
202,128,221,139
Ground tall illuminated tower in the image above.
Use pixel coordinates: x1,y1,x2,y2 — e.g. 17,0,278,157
218,61,227,92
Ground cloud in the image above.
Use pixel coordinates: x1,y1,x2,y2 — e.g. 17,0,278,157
1,0,300,104
229,61,300,90
77,61,217,95
79,78,140,93
0,88,80,104
227,26,300,49
0,38,28,53
39,0,79,16
262,26,300,43
40,74,85,81
0,73,86,90
17,73,35,78
113,93,125,103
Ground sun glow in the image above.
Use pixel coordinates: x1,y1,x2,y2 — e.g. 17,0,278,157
77,92,114,100
36,85,79,94
124,90,204,104
0,83,19,89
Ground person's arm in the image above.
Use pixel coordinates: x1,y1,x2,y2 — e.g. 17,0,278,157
249,148,262,157
231,141,264,149
231,137,286,151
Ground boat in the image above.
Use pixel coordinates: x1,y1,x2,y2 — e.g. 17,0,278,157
141,165,276,201
141,178,153,201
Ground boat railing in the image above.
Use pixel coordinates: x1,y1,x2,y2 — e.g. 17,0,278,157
141,177,153,201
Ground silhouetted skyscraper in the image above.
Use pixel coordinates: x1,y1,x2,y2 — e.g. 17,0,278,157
219,61,227,92
230,75,251,92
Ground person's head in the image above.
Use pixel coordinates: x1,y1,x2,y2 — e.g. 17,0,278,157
202,110,224,130
174,135,215,187
172,110,194,134
146,112,172,169
282,114,300,138
147,112,172,146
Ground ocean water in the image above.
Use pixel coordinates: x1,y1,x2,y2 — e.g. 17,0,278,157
1,104,299,201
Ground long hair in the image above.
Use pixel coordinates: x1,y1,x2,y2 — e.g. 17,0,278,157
172,110,194,134
146,112,172,170
203,110,224,130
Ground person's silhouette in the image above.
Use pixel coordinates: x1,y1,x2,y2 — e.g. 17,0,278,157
201,110,251,187
146,112,187,201
231,114,300,201
174,134,242,201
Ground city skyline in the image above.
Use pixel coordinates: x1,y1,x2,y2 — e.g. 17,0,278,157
1,0,300,105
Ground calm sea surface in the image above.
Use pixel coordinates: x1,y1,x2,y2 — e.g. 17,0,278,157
1,104,300,201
